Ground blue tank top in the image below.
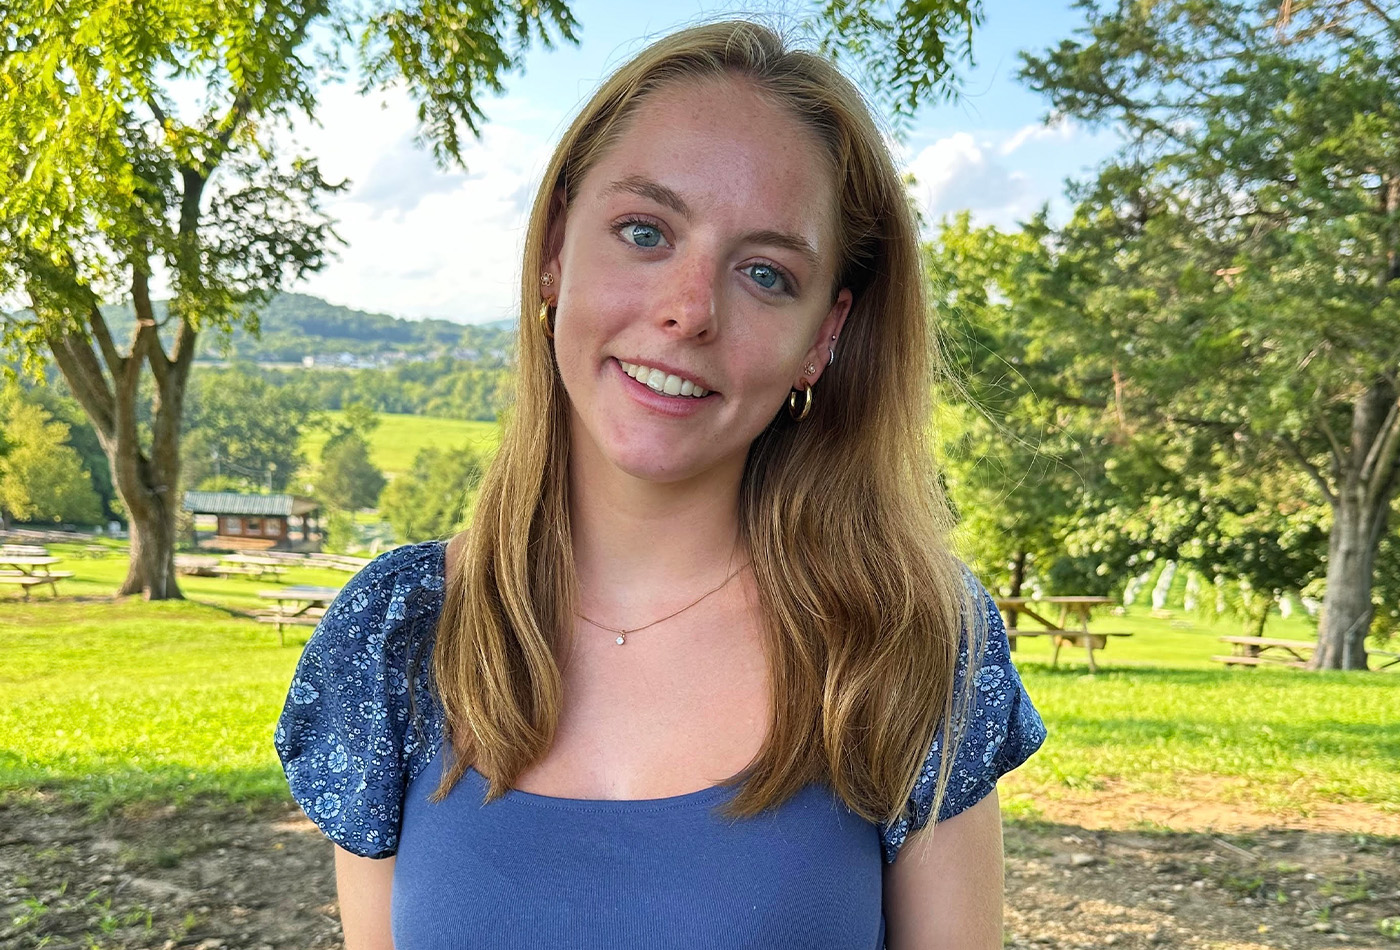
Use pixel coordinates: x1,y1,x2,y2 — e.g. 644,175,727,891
274,540,1047,947
393,752,885,948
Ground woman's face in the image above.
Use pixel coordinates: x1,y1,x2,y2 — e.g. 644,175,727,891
546,75,852,488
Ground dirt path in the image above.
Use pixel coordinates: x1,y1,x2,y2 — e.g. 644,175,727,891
2,793,1396,949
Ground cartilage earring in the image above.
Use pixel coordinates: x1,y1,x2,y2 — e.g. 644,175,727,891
828,335,836,366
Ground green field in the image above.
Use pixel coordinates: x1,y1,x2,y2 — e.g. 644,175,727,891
300,410,500,478
3,541,1396,823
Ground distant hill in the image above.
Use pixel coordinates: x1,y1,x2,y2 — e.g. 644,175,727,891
96,292,515,368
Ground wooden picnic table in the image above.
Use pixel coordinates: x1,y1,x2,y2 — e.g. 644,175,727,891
215,553,288,582
0,554,74,599
1214,635,1400,671
256,585,341,645
1214,635,1315,669
994,595,1130,672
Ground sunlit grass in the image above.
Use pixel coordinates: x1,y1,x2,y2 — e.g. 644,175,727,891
300,410,499,478
2,543,1395,820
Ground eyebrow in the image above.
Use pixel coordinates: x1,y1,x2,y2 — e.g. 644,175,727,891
603,175,822,271
604,175,693,219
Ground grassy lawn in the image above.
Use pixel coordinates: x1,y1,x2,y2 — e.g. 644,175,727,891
3,542,1396,822
300,410,499,478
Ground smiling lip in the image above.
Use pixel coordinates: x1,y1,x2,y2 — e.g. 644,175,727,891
613,357,718,395
612,359,716,417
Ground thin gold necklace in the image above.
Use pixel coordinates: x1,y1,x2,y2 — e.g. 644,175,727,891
576,560,749,645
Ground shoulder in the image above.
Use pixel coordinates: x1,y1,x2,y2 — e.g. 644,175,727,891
273,539,450,858
325,539,449,625
879,570,1048,863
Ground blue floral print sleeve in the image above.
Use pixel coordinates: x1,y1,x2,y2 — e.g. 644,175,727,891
273,541,448,859
880,576,1048,863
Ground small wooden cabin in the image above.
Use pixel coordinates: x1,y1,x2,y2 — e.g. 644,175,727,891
181,491,322,551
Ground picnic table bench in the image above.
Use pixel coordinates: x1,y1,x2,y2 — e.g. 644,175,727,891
1216,636,1400,671
214,554,288,581
1214,635,1314,668
256,585,341,645
212,563,288,581
0,553,71,599
996,595,1133,672
0,571,75,598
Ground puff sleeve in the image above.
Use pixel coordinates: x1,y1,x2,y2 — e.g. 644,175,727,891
880,576,1047,863
273,541,447,859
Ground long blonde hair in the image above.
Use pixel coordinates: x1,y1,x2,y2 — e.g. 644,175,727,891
431,19,984,833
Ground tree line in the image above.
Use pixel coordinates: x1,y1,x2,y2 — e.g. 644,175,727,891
1,366,490,547
933,0,1399,670
4,0,1396,669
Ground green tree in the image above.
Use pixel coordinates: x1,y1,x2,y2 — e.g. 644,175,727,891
929,213,1093,599
180,367,320,492
1019,0,1400,669
316,432,387,511
0,0,579,598
381,444,485,543
0,396,102,527
931,211,1333,629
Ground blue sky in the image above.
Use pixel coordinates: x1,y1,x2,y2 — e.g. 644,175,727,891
288,0,1122,324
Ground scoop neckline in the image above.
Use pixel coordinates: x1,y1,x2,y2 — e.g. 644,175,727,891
418,539,745,812
465,765,744,812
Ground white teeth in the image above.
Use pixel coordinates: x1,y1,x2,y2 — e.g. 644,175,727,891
618,360,708,398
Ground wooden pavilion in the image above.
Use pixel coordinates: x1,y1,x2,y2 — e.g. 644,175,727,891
181,491,323,551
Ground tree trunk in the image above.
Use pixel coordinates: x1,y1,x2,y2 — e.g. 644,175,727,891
41,271,196,600
1309,380,1400,670
1007,547,1027,629
118,493,181,598
1311,489,1389,669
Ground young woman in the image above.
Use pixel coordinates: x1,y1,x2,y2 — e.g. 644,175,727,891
276,20,1045,949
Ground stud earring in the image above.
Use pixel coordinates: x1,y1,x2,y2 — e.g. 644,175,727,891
805,362,816,376
540,272,554,287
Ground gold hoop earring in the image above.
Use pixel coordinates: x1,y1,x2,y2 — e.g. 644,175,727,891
787,384,813,421
539,300,555,340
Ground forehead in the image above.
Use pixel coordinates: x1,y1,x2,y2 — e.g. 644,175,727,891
579,76,840,250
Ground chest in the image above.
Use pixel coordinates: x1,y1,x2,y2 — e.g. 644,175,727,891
512,599,771,800
393,755,888,950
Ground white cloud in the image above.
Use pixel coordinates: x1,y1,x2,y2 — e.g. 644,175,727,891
286,84,556,323
999,114,1077,156
903,132,1034,230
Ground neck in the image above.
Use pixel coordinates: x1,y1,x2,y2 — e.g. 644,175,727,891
568,435,746,615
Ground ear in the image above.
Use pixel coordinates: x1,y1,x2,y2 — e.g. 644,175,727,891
797,287,853,388
542,187,568,287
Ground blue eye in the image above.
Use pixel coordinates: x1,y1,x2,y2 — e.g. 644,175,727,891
744,263,788,293
620,222,664,248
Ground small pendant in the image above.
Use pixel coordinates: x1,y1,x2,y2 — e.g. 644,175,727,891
615,634,626,645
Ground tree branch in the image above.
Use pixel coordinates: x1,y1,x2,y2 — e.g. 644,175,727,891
169,315,197,372
87,303,125,379
129,265,170,389
1359,0,1395,27
1316,411,1348,474
44,331,116,445
1361,396,1400,510
1277,435,1339,506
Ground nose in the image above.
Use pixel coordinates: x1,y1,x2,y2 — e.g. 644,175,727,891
659,252,719,340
